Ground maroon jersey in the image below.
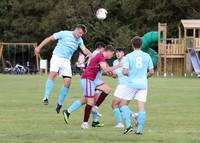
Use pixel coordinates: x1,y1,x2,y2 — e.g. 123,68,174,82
81,52,106,80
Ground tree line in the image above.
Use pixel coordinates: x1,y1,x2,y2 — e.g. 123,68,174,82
1,0,200,60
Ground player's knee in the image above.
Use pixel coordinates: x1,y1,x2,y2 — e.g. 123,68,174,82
112,99,119,109
87,101,94,106
137,101,145,112
80,98,86,105
119,101,128,107
86,98,95,106
111,102,118,109
63,79,71,88
48,72,57,80
64,82,71,88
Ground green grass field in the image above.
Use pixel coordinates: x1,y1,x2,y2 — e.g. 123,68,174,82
0,75,200,143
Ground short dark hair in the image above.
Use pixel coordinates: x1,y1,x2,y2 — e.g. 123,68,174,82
104,44,115,52
76,24,87,33
95,41,106,49
116,48,124,52
132,36,142,49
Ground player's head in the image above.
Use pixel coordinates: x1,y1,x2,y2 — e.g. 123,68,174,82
95,41,106,52
74,24,87,38
103,45,115,59
115,48,125,60
132,36,142,50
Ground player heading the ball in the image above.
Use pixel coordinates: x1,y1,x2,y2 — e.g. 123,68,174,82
34,24,91,113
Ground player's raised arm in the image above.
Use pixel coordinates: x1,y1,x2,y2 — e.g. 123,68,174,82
80,44,92,59
34,35,55,56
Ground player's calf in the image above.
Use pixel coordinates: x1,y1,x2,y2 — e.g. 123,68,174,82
120,105,133,134
135,99,146,134
43,78,54,105
112,98,124,128
135,112,146,135
56,78,71,113
81,97,95,129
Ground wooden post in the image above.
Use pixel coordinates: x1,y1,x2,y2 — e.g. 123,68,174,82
0,42,4,70
158,23,161,75
158,23,167,76
178,26,181,39
193,28,196,49
0,42,3,60
34,43,39,73
184,28,187,75
164,44,167,77
199,28,200,38
185,28,193,75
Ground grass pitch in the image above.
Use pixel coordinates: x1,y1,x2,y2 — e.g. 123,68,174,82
0,75,200,143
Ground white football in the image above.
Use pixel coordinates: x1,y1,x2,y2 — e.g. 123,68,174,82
96,8,108,20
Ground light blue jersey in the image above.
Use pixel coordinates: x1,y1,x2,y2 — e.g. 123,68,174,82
113,59,128,85
124,50,153,89
53,31,84,59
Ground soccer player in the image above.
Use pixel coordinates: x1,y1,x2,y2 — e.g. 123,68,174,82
120,36,154,135
79,42,111,127
34,24,91,113
89,43,121,127
112,48,138,129
90,44,124,127
89,42,107,127
62,45,115,129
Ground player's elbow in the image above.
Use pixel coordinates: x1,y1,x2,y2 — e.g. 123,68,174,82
46,35,55,42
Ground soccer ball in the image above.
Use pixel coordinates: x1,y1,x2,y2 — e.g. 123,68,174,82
96,8,108,20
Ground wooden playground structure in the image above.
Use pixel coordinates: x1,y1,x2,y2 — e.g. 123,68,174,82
0,42,40,74
158,19,200,76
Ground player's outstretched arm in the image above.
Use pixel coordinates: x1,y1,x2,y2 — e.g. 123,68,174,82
111,63,122,71
100,62,113,76
80,45,92,59
147,68,154,78
34,35,55,56
111,59,124,71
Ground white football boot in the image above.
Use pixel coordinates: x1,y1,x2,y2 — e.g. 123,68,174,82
81,122,90,129
114,123,124,128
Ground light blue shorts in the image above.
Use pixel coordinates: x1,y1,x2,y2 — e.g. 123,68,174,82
80,78,104,98
93,77,104,88
81,78,96,98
